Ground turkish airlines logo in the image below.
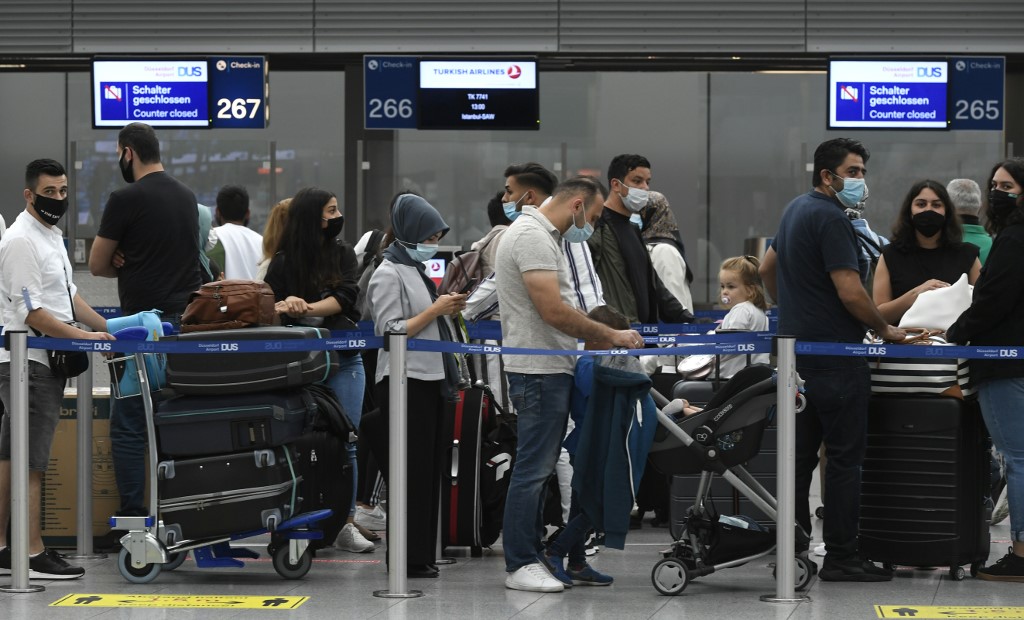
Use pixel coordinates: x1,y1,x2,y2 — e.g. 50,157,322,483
507,65,522,79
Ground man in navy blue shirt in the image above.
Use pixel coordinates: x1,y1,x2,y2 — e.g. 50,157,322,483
760,138,904,582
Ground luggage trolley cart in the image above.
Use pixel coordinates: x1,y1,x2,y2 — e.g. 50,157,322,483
107,325,334,583
646,365,815,595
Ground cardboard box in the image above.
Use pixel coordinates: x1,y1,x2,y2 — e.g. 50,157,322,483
41,389,121,548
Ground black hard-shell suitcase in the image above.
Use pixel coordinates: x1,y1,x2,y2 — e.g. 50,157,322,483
155,389,315,457
157,448,298,542
292,429,353,551
165,326,336,396
442,387,491,555
859,395,990,578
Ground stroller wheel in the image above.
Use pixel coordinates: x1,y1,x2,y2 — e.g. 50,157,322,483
651,557,689,595
773,555,815,591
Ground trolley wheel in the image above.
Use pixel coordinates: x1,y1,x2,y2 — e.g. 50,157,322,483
970,561,982,578
949,565,966,581
651,557,689,596
272,544,313,580
815,506,825,519
117,546,162,584
772,555,815,591
163,551,187,572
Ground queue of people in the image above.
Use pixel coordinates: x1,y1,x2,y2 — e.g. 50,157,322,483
0,122,1020,589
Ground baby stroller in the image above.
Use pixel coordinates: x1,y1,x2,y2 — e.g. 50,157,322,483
646,364,815,595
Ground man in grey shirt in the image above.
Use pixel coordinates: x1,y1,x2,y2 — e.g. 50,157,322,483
495,176,641,593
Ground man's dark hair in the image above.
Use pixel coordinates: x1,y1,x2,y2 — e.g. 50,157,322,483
890,179,963,250
486,190,510,227
552,175,606,204
504,162,557,197
118,122,161,164
216,185,250,222
811,138,869,188
25,159,66,191
587,305,629,330
607,154,651,186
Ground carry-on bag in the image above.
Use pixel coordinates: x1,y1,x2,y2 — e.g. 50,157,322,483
859,395,990,579
165,326,337,395
180,279,278,333
155,388,316,457
442,386,494,554
157,448,299,541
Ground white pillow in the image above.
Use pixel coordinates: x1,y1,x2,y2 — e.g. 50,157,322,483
899,272,973,331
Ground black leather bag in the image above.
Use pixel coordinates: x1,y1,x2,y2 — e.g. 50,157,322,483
47,348,90,377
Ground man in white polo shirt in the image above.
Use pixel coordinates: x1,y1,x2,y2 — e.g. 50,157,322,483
495,176,641,592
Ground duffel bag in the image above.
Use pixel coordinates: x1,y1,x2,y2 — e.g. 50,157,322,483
180,279,278,333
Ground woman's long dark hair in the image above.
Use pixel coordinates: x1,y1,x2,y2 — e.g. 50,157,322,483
279,187,342,299
890,179,963,250
985,158,1024,235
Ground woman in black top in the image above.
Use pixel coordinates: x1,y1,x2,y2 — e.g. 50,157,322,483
264,187,377,553
873,179,981,324
948,158,1024,581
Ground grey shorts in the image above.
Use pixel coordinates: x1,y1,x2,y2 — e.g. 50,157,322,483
0,361,65,471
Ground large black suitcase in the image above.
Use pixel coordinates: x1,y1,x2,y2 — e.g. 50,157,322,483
157,448,298,542
155,389,315,457
859,395,990,578
292,429,353,551
165,326,336,395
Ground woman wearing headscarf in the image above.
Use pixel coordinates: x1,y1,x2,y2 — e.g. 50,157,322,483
366,192,467,578
641,191,694,314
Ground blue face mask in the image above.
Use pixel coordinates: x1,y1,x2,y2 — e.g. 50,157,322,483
829,172,868,209
563,206,593,244
403,242,439,262
502,193,528,222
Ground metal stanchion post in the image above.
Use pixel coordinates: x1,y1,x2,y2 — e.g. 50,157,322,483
761,335,808,603
66,355,105,560
374,332,423,599
0,331,45,593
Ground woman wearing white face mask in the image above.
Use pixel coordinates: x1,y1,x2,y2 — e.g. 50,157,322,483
365,192,466,578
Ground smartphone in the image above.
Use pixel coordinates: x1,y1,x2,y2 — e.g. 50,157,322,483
458,278,480,295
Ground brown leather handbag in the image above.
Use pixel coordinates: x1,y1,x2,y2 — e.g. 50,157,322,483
180,280,279,333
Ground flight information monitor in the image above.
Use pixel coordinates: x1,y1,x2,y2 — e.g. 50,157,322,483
93,58,209,128
828,58,949,129
418,59,539,130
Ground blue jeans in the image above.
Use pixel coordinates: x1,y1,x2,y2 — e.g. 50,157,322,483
794,355,871,562
326,353,365,518
110,313,182,517
503,372,572,572
979,378,1024,542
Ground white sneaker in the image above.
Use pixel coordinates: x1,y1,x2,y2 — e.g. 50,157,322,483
992,486,1010,525
335,523,375,553
505,562,565,592
813,543,827,557
355,504,387,531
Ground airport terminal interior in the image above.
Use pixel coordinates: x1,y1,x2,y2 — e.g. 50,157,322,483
2,1,1024,618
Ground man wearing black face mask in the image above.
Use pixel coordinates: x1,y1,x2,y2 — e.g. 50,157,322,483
88,123,201,550
0,159,115,579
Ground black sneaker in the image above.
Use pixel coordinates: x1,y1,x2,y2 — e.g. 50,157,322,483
28,549,84,580
977,548,1024,583
819,557,893,582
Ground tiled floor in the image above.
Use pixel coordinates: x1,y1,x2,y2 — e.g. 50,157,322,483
1,515,1019,619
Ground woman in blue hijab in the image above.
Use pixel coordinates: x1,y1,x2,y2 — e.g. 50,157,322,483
366,192,467,578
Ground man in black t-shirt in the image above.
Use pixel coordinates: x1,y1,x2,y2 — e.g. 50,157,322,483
760,138,903,582
88,123,201,546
